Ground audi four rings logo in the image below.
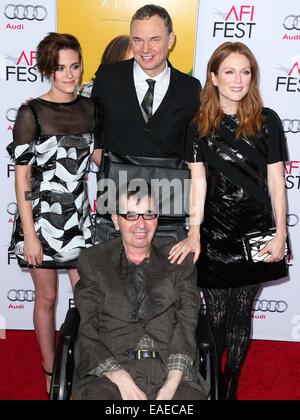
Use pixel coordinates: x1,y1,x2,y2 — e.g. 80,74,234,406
7,289,35,302
282,119,300,133
6,108,18,123
253,300,288,313
287,214,299,227
284,15,300,30
4,4,48,21
7,202,17,215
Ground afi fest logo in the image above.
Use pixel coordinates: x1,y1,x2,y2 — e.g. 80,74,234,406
213,4,256,39
276,59,300,92
6,50,44,83
285,160,300,190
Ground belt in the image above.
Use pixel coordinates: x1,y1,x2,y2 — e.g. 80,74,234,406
128,349,160,360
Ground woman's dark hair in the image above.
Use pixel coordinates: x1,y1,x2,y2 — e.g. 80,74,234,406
36,32,82,78
101,35,131,65
131,4,173,34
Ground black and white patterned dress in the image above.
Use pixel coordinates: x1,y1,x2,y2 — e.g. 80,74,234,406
7,96,101,268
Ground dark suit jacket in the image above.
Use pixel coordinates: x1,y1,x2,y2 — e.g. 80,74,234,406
73,237,200,381
91,58,201,159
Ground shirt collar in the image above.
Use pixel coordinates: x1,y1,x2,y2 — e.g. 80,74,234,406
134,61,170,84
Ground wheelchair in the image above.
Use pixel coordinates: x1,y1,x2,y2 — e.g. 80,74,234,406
50,221,219,400
49,302,219,400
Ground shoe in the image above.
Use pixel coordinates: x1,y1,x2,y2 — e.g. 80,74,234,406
220,371,239,400
42,364,53,398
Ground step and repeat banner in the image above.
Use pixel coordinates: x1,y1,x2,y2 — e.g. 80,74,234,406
0,0,299,341
194,0,300,341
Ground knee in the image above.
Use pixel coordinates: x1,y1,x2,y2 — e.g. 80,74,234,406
35,290,57,311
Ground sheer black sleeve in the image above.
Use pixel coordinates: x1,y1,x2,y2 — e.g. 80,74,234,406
264,108,288,164
7,104,38,165
93,100,104,150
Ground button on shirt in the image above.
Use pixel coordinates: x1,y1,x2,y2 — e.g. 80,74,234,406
134,61,171,115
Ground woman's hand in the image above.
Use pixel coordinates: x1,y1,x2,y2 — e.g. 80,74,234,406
168,229,200,265
23,234,43,267
258,234,287,263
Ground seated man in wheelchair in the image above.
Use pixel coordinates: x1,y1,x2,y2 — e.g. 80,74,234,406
72,185,209,400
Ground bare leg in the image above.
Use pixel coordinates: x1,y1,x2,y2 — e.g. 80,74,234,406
30,268,58,393
67,268,80,290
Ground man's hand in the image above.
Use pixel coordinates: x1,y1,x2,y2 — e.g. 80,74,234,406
155,370,183,400
103,370,148,400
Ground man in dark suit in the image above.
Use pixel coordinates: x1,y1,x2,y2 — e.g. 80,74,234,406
91,4,206,264
72,188,209,400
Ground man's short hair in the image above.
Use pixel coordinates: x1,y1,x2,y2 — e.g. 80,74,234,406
117,182,157,214
130,4,173,34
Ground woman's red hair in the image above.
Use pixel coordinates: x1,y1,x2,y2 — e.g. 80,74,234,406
194,42,264,139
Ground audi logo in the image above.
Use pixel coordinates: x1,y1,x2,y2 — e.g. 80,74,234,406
281,119,300,134
253,300,288,313
287,214,299,227
6,108,18,122
4,4,48,21
7,289,35,302
283,15,300,31
7,202,17,216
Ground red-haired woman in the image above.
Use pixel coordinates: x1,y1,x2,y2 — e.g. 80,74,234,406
191,42,288,399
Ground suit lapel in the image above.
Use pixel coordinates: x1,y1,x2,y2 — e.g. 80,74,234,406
110,243,137,306
148,243,168,283
110,239,177,320
151,65,181,123
118,60,182,125
118,58,145,124
147,242,178,317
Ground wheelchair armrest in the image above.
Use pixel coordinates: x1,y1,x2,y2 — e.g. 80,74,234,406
60,307,80,341
197,311,220,400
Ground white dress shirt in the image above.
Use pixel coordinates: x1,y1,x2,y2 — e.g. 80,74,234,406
133,61,171,115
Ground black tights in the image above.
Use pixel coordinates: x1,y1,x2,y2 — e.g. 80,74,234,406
202,284,260,375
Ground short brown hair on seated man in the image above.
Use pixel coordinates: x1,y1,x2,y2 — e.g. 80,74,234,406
72,187,209,400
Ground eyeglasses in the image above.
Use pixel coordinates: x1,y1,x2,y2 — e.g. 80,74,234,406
119,213,158,221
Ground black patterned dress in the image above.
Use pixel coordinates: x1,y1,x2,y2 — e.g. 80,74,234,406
192,108,288,288
7,96,101,268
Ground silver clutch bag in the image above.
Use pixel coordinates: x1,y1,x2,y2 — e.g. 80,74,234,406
242,227,289,263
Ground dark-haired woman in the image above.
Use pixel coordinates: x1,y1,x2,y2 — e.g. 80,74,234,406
191,42,288,399
7,32,101,394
